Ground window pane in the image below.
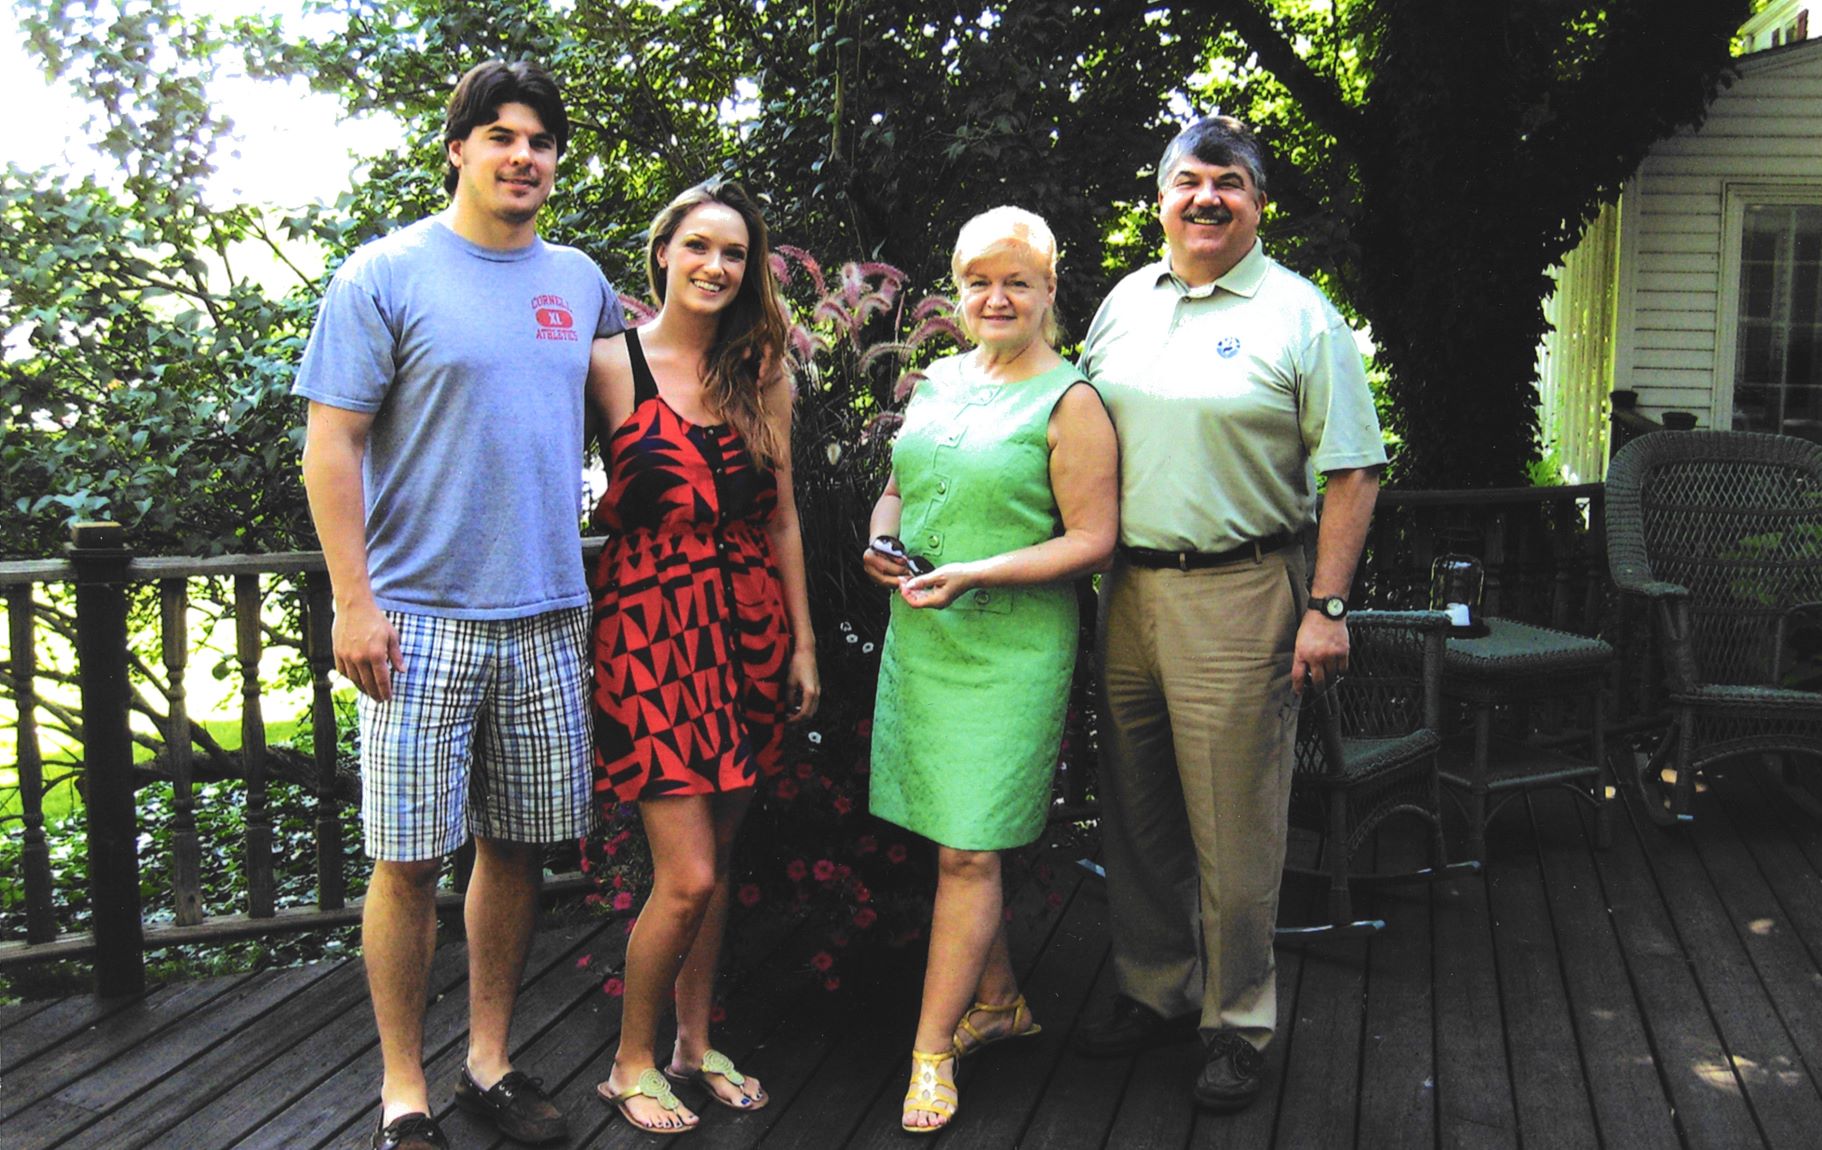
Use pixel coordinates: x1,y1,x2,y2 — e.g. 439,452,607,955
1734,204,1822,435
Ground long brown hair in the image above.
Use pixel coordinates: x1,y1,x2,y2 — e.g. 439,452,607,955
646,180,789,468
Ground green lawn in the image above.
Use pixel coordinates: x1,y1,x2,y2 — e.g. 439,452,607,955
1,717,304,824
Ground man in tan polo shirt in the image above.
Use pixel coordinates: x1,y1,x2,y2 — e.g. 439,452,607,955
1075,115,1385,1112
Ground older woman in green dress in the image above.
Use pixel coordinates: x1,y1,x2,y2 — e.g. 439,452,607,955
861,206,1119,1134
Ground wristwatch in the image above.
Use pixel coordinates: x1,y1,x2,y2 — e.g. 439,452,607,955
1308,595,1349,620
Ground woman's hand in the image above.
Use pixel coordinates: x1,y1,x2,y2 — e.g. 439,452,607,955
785,644,822,721
898,562,983,610
862,544,911,589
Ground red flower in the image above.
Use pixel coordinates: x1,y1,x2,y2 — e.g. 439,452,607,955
737,883,762,907
813,859,836,882
795,761,815,779
811,951,835,972
602,977,625,997
576,953,594,969
824,976,842,992
604,843,618,857
835,863,852,880
583,892,604,907
856,834,878,856
833,796,853,815
786,858,808,881
776,778,800,801
852,883,872,904
711,1005,728,1023
853,907,877,929
613,891,634,912
887,843,908,864
819,776,834,789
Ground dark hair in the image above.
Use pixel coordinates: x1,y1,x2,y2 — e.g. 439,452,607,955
1157,115,1269,197
646,180,790,468
442,60,569,195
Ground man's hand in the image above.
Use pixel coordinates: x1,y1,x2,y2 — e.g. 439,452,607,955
1291,612,1349,696
334,599,405,702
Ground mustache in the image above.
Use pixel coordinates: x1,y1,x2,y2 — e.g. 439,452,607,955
1184,204,1235,224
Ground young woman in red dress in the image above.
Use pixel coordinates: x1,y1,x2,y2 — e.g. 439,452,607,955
587,180,820,1135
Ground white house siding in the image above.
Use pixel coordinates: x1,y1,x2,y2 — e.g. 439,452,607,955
1537,39,1822,473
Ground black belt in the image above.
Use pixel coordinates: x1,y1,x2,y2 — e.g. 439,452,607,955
1118,532,1298,571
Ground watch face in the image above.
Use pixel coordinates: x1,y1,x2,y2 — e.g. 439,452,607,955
1318,597,1345,618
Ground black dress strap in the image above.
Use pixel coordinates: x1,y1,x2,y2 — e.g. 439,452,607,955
624,327,659,407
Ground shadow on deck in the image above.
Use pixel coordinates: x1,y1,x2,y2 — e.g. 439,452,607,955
6,757,1822,1150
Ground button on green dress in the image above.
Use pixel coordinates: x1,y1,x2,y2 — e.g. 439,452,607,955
869,356,1090,850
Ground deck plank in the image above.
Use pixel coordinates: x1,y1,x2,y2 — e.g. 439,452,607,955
1431,839,1519,1149
1531,792,1681,1149
1485,795,1599,1149
1,973,256,1127
14,964,340,1150
1354,826,1439,1150
10,784,1822,1148
1595,785,1762,1149
1630,769,1822,1147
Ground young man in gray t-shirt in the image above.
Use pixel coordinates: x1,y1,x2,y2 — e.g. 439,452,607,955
295,60,624,1150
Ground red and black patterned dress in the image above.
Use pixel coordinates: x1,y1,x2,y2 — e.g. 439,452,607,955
589,328,792,804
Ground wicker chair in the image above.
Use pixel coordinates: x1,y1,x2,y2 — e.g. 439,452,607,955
1605,430,1822,825
1280,610,1479,939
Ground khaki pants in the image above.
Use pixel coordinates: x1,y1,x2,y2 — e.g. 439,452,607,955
1095,547,1305,1049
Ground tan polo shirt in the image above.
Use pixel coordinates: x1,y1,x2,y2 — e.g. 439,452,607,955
1078,241,1386,553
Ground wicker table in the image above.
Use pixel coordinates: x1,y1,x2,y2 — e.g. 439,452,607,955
1438,618,1615,859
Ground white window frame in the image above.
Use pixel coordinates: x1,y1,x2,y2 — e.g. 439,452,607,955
1714,181,1822,433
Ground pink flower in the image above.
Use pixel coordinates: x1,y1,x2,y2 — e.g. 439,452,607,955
813,859,836,882
786,858,808,881
853,907,877,929
856,835,878,856
602,977,625,997
819,776,834,789
824,976,842,992
833,796,853,815
811,951,835,972
576,953,594,969
887,843,908,864
583,892,604,907
604,843,618,857
852,883,872,904
711,1005,728,1023
613,891,634,912
737,883,762,908
835,863,852,880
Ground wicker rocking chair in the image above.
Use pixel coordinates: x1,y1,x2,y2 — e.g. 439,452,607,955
1279,610,1479,940
1605,430,1822,825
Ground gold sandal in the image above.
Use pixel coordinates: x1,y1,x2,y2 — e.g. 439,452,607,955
953,994,1043,1058
900,1048,958,1134
664,1048,768,1111
599,1067,695,1135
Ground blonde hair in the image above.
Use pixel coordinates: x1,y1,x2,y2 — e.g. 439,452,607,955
950,206,1060,346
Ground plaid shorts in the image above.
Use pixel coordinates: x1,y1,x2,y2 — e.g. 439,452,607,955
358,607,594,861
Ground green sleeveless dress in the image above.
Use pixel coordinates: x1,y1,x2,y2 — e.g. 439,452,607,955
869,356,1088,850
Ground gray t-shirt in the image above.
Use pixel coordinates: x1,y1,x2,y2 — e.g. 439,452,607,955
293,214,625,619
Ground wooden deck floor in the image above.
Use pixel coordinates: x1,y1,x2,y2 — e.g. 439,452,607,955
6,757,1822,1150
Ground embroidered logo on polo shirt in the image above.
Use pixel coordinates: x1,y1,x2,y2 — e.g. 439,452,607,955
1215,335,1241,359
532,295,578,341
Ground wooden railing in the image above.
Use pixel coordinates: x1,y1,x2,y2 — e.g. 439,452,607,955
3,401,1693,994
1,528,598,994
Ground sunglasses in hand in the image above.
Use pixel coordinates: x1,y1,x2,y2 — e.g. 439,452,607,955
870,535,936,577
